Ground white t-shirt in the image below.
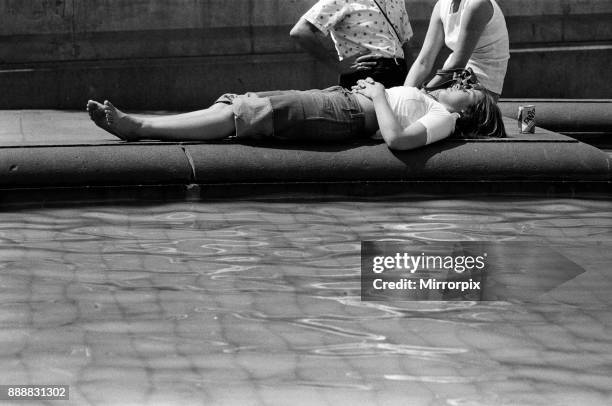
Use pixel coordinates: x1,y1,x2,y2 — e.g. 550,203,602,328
303,0,413,60
384,87,458,144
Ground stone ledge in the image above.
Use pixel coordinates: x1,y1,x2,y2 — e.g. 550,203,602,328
1,117,609,189
0,145,194,188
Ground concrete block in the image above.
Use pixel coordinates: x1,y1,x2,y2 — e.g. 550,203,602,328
560,13,612,42
184,138,611,184
503,48,612,98
1,0,611,107
72,0,250,32
0,54,338,110
505,16,563,44
506,13,612,44
0,145,193,187
497,0,612,16
3,0,611,64
252,0,306,26
0,114,609,190
184,118,611,184
3,44,609,110
0,110,117,146
0,27,254,63
498,101,612,133
0,1,74,35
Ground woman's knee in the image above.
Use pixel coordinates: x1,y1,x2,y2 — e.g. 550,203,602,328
216,103,234,119
215,104,236,135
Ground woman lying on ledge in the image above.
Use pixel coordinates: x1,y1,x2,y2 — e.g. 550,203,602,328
87,77,505,151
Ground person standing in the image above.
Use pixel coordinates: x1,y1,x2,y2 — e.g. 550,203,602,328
290,0,413,88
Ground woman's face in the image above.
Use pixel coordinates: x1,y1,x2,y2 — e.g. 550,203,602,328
437,87,484,113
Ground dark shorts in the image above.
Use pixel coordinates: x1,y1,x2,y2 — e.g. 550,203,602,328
214,86,367,141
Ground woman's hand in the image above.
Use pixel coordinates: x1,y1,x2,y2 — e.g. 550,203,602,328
358,77,428,150
352,77,386,100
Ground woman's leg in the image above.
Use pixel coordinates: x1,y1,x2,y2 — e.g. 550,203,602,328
87,100,235,141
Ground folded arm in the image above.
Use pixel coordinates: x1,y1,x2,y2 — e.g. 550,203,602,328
290,18,341,72
354,79,427,150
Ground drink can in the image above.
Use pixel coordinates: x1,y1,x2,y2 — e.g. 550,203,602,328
518,105,536,133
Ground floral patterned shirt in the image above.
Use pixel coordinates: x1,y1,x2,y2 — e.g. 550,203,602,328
303,0,413,60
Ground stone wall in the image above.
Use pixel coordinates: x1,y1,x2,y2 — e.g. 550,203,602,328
1,0,611,109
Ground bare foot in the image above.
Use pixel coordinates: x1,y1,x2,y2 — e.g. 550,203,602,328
86,100,142,141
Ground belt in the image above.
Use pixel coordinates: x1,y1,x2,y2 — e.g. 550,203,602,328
371,57,405,67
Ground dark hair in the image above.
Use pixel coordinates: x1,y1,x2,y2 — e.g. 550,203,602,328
453,90,507,139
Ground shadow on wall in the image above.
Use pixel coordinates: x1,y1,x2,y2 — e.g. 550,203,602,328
0,0,611,109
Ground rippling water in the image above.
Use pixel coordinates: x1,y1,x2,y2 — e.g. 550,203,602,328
0,197,611,405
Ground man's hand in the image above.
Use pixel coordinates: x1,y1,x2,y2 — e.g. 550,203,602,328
352,77,386,100
350,54,380,71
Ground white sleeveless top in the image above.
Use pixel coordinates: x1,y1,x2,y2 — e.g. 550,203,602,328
439,0,509,94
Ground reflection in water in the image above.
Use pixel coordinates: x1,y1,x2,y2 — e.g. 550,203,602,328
0,197,611,405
